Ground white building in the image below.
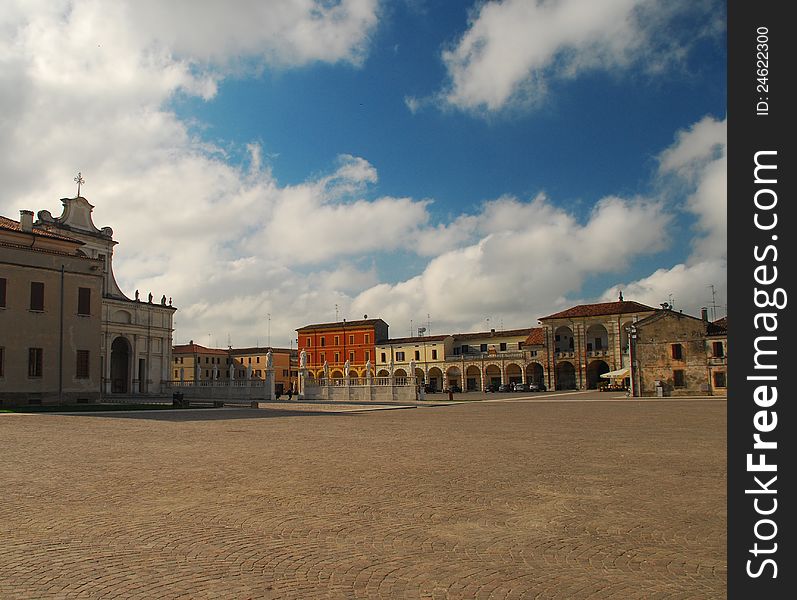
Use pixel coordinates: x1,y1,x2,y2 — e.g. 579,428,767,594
36,195,175,396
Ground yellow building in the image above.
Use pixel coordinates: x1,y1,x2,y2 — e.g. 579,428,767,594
172,344,298,395
375,334,453,389
1,211,103,405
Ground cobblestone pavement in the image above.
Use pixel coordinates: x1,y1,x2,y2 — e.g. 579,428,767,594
0,396,726,599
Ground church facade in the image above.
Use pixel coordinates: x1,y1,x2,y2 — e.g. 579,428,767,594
36,195,176,396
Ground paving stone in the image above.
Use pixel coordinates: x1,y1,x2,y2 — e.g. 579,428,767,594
0,397,726,598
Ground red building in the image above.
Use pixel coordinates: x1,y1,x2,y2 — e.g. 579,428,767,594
296,318,388,379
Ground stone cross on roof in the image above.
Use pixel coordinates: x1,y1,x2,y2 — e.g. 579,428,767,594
74,172,85,197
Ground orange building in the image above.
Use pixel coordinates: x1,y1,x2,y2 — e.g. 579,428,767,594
296,318,388,379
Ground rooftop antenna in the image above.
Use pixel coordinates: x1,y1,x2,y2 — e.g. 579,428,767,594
410,319,413,337
668,293,675,311
227,333,231,348
427,313,431,336
486,316,490,331
707,284,719,321
335,303,339,321
208,333,212,348
267,313,271,347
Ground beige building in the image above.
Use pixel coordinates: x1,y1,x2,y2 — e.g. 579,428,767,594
35,195,176,396
538,296,656,390
1,212,103,405
375,334,453,388
172,344,298,395
631,309,727,397
375,327,546,392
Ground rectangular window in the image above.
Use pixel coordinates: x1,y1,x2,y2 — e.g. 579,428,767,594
673,369,685,387
381,352,386,363
595,338,603,350
256,356,260,363
453,347,461,355
500,343,507,351
713,371,726,388
365,334,370,344
77,287,91,315
76,350,90,378
396,351,405,361
713,342,724,358
365,351,370,361
334,336,339,345
307,337,311,347
480,343,487,352
320,337,325,347
28,348,43,377
431,349,437,360
0,277,6,308
320,352,325,363
247,357,252,364
0,347,4,377
349,352,355,362
518,342,524,350
414,350,420,360
30,281,44,311
349,335,354,345
334,352,340,363
174,370,178,378
671,344,683,360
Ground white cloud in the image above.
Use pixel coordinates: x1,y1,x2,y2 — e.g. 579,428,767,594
598,116,727,316
351,193,671,334
436,0,722,113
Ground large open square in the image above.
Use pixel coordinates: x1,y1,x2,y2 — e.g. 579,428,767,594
0,393,726,598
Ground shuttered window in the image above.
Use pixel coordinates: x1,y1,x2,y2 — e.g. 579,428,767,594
30,282,44,311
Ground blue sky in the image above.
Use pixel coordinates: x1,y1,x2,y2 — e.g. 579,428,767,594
1,0,727,346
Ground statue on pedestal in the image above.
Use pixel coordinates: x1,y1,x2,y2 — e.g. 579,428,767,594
344,359,350,376
266,349,273,369
300,348,307,369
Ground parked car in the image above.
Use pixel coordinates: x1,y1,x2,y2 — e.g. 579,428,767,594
423,385,437,393
528,381,547,392
484,384,498,393
444,384,462,393
513,382,530,392
498,383,513,392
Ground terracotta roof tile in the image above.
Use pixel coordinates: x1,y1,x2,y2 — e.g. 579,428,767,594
539,300,655,320
452,328,533,341
297,318,387,332
0,215,84,243
382,334,451,344
525,327,545,346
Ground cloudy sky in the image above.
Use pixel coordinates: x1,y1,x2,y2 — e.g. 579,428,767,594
1,0,727,347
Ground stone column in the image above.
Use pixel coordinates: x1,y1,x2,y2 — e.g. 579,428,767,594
266,368,275,400
104,332,112,395
132,334,140,395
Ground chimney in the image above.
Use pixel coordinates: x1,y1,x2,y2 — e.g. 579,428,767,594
701,307,708,321
490,328,495,335
19,210,34,232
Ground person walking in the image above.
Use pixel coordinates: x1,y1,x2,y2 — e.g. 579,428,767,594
287,382,294,401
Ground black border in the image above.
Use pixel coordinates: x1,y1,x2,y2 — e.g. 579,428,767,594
728,1,794,596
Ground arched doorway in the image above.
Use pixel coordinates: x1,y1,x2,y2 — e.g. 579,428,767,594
445,366,461,390
377,369,390,377
556,361,576,390
526,362,544,385
427,367,443,391
465,365,481,391
506,363,522,385
554,326,575,353
586,324,608,354
485,364,501,388
110,337,131,394
586,360,610,389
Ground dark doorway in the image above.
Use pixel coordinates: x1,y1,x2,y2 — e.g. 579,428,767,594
110,337,130,394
